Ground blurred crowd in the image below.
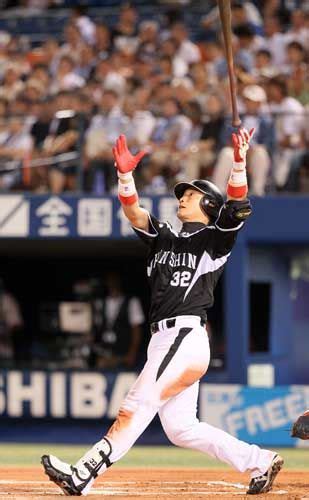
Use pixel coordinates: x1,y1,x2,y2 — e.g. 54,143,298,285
0,270,147,371
0,1,307,195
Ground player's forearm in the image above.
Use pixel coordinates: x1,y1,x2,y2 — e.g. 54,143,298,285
227,128,254,201
121,198,149,228
118,172,149,229
226,158,248,201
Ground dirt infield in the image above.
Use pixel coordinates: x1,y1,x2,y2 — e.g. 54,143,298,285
0,467,308,500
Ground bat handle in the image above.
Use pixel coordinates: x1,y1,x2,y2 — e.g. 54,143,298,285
232,118,242,129
229,76,241,129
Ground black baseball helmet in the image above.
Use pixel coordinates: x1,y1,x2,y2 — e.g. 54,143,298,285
174,179,224,221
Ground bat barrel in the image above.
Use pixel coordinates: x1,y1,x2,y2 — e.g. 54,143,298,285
218,0,241,129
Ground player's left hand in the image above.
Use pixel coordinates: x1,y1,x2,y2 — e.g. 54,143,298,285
113,134,147,174
232,127,255,163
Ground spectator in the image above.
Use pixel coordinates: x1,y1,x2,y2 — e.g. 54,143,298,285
285,9,308,47
267,77,305,188
231,1,263,34
202,40,224,84
212,85,274,196
0,279,24,366
0,98,9,144
92,272,144,370
260,16,288,66
232,24,256,74
139,165,168,195
171,78,196,109
170,21,201,67
159,37,188,79
285,41,307,74
43,91,80,193
73,92,94,119
0,115,33,190
149,81,174,117
8,95,30,121
189,62,215,107
30,98,53,154
74,43,96,81
122,90,162,193
156,55,174,83
122,93,156,149
182,95,225,181
23,0,61,7
201,1,263,36
24,78,46,103
84,89,126,193
284,152,309,193
94,23,112,60
59,23,83,59
132,56,155,89
71,6,96,46
50,55,85,94
31,64,51,90
253,49,278,80
285,41,308,105
287,66,308,107
39,38,59,73
0,64,24,101
94,58,126,97
111,2,139,55
137,20,159,61
29,97,53,191
148,96,192,185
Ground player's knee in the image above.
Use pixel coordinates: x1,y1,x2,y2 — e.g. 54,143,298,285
123,392,159,417
162,422,194,447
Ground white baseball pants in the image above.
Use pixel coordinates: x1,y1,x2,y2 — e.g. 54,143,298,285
77,315,275,492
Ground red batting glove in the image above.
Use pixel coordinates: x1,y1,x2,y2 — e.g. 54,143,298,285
232,127,255,163
112,134,146,174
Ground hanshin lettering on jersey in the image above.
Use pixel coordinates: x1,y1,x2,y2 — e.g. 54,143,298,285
147,251,197,276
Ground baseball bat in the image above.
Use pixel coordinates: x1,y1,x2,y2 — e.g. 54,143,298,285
218,0,241,128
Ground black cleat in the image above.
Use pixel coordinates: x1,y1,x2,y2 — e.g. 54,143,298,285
247,454,284,495
41,454,83,496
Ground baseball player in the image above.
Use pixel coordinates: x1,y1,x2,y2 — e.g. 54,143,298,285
41,128,283,495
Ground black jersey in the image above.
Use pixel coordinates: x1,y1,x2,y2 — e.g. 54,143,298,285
133,201,249,323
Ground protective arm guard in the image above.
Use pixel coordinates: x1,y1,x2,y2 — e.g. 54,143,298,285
216,199,252,230
291,411,309,440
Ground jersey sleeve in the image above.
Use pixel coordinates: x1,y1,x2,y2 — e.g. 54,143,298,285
132,212,171,248
211,199,252,258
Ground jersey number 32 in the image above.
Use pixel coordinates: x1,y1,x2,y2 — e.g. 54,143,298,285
170,271,191,287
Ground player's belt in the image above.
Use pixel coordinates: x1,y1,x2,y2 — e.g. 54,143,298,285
150,317,205,335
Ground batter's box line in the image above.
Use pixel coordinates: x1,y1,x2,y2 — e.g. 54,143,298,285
208,481,246,489
89,490,289,496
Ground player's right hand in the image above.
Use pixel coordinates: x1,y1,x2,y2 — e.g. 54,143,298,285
113,134,147,174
